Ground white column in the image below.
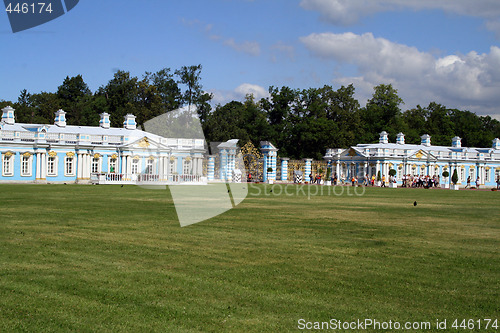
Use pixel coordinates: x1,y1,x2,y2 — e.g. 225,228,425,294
41,153,46,179
77,153,82,179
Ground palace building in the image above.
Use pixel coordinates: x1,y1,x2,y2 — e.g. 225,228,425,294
324,131,500,188
0,106,206,184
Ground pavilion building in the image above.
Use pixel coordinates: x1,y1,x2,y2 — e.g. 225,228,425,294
0,106,206,184
324,131,500,187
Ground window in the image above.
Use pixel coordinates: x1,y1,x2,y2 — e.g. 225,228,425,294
65,157,75,176
183,159,192,175
398,166,403,179
349,164,356,178
146,159,154,174
21,154,32,177
460,168,465,182
109,158,117,173
2,153,14,176
131,158,140,174
47,156,57,176
469,168,475,180
169,158,176,174
485,169,490,183
91,158,100,173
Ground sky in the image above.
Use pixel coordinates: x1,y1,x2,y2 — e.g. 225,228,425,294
1,0,500,119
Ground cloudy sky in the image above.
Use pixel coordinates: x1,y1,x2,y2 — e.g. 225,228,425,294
1,0,499,118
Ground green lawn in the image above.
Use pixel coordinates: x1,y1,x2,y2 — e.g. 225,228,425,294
0,184,498,332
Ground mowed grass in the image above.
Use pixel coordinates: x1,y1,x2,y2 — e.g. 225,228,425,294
0,184,498,332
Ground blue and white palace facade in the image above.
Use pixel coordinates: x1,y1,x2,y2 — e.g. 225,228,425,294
324,131,500,188
0,106,206,184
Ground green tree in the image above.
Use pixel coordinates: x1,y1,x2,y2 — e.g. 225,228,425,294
57,75,93,126
175,65,203,112
144,68,182,112
362,84,404,142
98,70,139,128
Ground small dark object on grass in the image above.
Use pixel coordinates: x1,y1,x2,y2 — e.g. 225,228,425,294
270,189,273,193
414,201,417,206
121,185,124,188
491,188,497,191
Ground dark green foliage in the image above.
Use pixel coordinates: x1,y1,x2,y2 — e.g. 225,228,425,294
452,169,459,185
377,171,382,181
389,169,397,177
442,171,449,178
5,74,500,159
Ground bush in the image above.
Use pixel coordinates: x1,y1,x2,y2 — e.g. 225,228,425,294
377,171,381,181
326,168,331,179
442,171,449,178
267,167,273,173
452,169,459,185
389,169,397,177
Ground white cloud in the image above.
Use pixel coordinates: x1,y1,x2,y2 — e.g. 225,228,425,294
300,32,500,116
210,83,269,106
299,0,500,36
223,38,261,57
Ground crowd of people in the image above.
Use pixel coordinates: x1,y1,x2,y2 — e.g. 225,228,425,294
258,171,500,190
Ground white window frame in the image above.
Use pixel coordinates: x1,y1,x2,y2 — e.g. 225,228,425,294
183,159,192,175
169,158,176,174
2,153,14,177
109,158,118,173
485,169,490,183
65,156,75,177
47,156,58,177
146,159,154,175
21,154,32,177
460,168,465,183
131,158,140,174
469,168,475,180
91,157,101,174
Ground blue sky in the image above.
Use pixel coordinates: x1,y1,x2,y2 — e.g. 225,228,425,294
1,0,500,118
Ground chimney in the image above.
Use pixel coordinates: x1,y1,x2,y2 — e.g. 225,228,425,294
421,134,431,147
396,132,405,145
123,114,137,130
1,106,15,125
100,112,110,129
54,109,67,127
379,131,389,144
493,138,500,150
452,136,461,148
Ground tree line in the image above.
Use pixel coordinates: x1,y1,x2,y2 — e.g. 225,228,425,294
1,67,499,160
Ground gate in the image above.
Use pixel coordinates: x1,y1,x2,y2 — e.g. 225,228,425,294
240,141,263,181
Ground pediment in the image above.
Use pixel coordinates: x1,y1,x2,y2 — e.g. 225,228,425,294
409,149,437,161
340,147,366,158
122,136,165,150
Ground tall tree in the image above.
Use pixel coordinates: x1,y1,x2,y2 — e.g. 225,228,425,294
362,84,404,142
175,65,203,113
98,70,139,128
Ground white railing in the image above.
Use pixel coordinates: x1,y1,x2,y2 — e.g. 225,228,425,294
1,130,15,139
47,133,59,141
91,173,205,185
65,134,77,141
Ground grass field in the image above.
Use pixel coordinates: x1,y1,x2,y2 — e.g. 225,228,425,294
0,184,498,332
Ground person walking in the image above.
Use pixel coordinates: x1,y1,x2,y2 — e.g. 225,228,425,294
475,176,480,189
497,175,500,190
381,175,386,187
465,176,471,189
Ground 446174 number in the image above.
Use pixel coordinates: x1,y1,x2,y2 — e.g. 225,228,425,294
5,2,53,14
